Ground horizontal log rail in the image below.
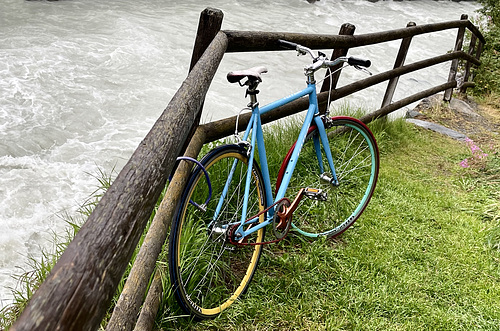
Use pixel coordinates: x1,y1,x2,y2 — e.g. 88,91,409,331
224,19,484,52
359,81,457,124
12,7,484,331
202,50,478,143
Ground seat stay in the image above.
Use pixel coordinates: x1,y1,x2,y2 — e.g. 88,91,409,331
211,113,255,227
240,114,259,226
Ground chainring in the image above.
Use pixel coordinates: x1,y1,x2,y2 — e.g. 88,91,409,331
272,198,292,240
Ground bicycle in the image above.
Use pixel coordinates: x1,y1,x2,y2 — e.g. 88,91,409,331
168,40,380,320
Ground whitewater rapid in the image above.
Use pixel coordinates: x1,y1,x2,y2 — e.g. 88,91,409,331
0,0,481,307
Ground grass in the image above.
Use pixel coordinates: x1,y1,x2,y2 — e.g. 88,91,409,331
1,105,499,330
159,108,500,330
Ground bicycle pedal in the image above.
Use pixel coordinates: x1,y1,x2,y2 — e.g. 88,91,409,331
304,187,327,201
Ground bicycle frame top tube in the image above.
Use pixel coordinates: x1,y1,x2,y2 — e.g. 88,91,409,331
216,79,338,241
258,85,315,116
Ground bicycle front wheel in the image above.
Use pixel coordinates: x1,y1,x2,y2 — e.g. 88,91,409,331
277,116,379,238
168,145,266,320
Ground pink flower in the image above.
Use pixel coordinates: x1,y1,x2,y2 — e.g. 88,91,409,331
460,137,489,168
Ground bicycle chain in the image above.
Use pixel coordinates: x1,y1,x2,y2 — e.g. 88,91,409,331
228,197,292,246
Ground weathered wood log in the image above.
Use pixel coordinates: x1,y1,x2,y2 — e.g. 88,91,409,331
106,9,223,329
444,14,468,102
189,8,225,72
105,128,206,331
202,50,477,143
10,31,228,331
133,269,163,331
319,23,356,114
224,19,484,53
381,22,416,108
360,81,457,124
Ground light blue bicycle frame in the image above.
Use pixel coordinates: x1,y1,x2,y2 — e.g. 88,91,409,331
212,82,338,239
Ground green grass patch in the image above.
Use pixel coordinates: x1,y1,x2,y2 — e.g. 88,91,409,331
2,111,499,330
161,116,500,330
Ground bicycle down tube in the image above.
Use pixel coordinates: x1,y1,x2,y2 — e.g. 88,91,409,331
213,82,339,241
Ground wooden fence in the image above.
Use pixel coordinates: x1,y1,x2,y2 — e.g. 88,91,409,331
11,7,484,331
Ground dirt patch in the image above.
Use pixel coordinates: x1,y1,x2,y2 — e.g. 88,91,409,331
410,93,500,147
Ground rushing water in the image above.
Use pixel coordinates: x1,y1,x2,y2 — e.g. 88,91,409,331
0,0,481,307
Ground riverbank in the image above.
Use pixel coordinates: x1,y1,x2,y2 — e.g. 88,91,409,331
0,0,482,308
164,102,500,330
2,101,499,329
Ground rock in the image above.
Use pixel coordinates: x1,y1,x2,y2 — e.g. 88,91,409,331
406,109,423,118
406,119,468,141
412,94,442,113
412,93,480,118
449,98,481,118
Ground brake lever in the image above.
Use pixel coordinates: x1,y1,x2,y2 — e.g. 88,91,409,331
354,65,372,76
312,51,327,63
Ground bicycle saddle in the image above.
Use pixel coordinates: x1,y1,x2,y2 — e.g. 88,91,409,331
227,66,268,84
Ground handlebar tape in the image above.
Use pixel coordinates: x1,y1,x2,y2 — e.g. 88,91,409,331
348,57,371,68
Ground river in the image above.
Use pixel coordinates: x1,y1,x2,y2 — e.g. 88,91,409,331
0,0,481,307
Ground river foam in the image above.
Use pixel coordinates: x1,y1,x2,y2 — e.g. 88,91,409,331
0,0,481,307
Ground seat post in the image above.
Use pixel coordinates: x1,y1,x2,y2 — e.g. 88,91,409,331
245,80,260,109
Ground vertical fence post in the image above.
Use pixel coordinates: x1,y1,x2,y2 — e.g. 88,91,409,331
381,22,416,108
189,7,224,125
104,9,223,331
444,14,468,102
459,33,477,94
319,23,356,114
133,127,207,331
475,40,484,62
176,7,224,169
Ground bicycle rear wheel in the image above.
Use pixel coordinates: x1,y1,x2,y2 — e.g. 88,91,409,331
168,145,266,320
276,116,379,238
